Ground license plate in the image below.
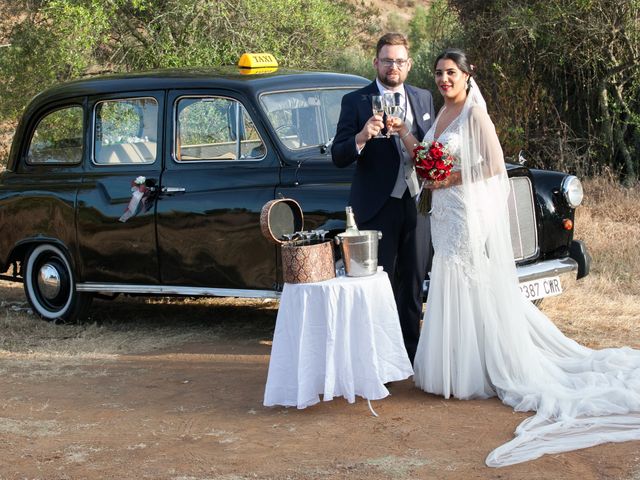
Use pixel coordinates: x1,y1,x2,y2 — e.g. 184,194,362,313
519,276,562,301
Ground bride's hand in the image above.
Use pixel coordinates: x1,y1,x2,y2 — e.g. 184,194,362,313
425,178,451,190
386,116,404,135
425,172,460,190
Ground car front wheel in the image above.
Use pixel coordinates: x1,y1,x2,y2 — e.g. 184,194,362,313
23,244,92,322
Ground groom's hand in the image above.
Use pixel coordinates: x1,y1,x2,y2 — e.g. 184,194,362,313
356,114,384,149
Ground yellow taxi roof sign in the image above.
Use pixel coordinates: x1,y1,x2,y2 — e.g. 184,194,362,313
238,53,278,70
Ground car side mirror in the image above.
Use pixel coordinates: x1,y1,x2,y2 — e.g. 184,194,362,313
518,150,527,165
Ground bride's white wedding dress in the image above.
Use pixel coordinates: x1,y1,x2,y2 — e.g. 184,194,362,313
413,79,640,467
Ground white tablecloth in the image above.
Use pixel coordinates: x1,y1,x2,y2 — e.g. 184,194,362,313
263,270,414,409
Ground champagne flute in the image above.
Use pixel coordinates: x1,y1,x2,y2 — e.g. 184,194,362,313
383,92,400,136
371,95,385,138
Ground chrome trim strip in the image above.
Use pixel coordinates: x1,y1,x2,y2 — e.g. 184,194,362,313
76,283,280,298
516,258,578,283
77,259,577,298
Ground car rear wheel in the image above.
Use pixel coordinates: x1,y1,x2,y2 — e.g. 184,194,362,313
23,244,92,322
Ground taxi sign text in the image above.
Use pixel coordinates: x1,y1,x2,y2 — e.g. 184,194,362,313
238,53,278,69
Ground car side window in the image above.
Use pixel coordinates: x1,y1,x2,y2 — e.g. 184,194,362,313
27,105,84,164
176,96,265,162
261,88,351,150
94,98,158,165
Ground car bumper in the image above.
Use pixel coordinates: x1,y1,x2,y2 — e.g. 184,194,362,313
517,240,591,283
516,257,578,283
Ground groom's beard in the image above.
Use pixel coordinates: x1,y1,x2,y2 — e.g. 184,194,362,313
378,70,406,89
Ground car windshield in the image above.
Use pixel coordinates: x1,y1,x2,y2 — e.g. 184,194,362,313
260,88,353,150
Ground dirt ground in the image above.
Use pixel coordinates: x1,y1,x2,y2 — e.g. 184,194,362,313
1,281,640,480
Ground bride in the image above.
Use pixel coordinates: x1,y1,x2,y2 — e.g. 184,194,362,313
392,48,640,467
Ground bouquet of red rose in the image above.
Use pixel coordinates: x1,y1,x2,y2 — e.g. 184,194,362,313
413,141,454,214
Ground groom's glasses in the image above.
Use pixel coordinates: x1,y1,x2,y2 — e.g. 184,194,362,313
379,58,409,68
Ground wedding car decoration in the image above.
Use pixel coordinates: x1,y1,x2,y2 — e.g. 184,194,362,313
119,176,152,222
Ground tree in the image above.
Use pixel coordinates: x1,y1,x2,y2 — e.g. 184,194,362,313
452,0,640,182
406,0,463,95
0,0,357,121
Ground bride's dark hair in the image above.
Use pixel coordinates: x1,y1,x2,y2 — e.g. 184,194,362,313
434,48,475,90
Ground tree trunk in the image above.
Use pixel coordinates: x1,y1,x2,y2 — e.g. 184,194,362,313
612,81,638,184
634,127,640,185
597,82,615,166
613,122,636,184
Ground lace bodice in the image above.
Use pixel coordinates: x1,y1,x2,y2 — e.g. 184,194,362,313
423,113,476,276
424,112,463,170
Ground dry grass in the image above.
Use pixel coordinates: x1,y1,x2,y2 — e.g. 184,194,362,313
541,177,640,349
0,177,638,358
0,292,278,364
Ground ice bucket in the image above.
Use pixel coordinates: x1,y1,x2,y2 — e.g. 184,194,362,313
334,230,382,277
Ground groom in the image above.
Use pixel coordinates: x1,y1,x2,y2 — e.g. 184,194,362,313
332,32,434,363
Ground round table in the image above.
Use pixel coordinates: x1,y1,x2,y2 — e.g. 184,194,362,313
264,270,414,409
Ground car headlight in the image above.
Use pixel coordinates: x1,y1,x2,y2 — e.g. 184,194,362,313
561,175,583,208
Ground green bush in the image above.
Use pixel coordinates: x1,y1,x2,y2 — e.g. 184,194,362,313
0,0,358,121
452,0,640,182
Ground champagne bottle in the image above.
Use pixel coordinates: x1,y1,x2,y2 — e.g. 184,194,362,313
344,206,360,236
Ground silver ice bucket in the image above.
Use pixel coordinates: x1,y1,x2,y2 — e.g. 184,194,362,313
334,230,382,277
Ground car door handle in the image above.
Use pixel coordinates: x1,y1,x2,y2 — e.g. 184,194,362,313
161,186,186,195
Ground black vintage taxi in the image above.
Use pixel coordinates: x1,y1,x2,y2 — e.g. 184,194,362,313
0,56,590,322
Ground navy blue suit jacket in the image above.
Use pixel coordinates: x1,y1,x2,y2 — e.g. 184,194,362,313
331,81,435,223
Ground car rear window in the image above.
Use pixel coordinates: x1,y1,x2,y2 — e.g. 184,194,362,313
27,105,84,165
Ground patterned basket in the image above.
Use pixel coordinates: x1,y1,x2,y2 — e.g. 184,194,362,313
260,198,335,284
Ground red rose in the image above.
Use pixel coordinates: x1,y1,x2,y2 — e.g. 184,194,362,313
413,145,425,157
413,141,455,183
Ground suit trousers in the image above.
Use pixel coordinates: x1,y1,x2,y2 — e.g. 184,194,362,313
360,189,431,363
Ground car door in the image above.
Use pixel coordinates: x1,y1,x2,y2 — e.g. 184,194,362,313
260,86,357,285
76,92,164,284
155,91,279,291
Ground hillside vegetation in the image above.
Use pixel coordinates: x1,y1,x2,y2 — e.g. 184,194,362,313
1,0,639,183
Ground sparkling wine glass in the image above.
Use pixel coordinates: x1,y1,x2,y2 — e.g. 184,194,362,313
371,95,385,138
383,92,402,137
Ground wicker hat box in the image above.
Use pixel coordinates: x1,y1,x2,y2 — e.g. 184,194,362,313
260,198,336,284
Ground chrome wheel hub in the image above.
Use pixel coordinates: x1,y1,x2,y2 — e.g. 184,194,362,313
37,262,62,299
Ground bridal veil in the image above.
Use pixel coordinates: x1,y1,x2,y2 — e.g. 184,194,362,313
458,78,640,467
